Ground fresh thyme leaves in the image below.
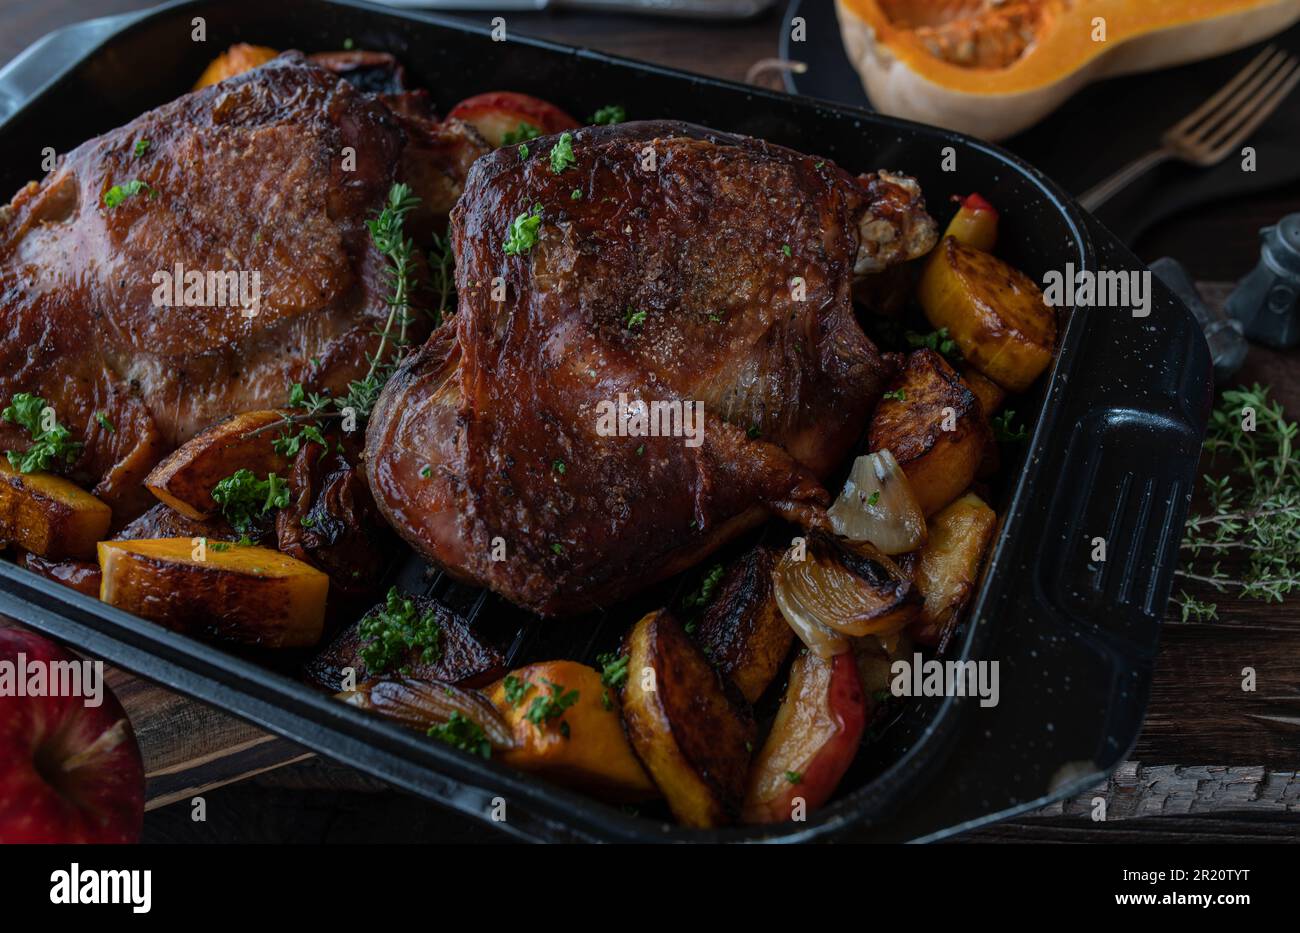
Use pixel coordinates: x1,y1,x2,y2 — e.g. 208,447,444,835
503,205,543,256
525,679,580,729
596,651,629,690
625,307,647,329
503,674,532,708
883,388,907,402
102,179,151,209
571,188,583,201
211,469,290,534
95,412,115,433
132,139,150,158
549,132,576,174
426,227,456,327
502,122,541,145
683,563,724,610
991,409,1028,443
1175,384,1300,620
358,586,443,675
589,105,626,125
905,327,962,363
552,459,566,474
867,490,881,507
427,712,491,758
785,771,803,785
2,394,82,473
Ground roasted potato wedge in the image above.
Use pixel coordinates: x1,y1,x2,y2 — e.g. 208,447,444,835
868,349,992,516
144,410,289,520
695,546,795,703
960,365,1005,417
306,593,505,692
487,660,656,802
918,237,1056,393
743,650,867,824
0,462,111,560
98,538,328,647
193,43,280,89
910,493,998,648
622,609,756,827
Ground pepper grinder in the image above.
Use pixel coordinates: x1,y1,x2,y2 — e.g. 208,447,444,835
1149,257,1247,384
1225,213,1300,349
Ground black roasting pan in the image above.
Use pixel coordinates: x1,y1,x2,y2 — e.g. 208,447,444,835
0,0,1213,842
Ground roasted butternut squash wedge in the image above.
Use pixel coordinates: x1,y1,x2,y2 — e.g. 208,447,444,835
868,349,991,516
0,462,111,560
487,660,656,803
910,492,998,648
694,546,795,703
622,609,756,827
942,193,998,252
193,43,280,89
144,410,289,520
98,538,328,648
918,237,1056,393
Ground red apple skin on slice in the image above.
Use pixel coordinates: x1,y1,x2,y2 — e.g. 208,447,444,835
446,91,579,147
0,628,145,843
742,650,869,824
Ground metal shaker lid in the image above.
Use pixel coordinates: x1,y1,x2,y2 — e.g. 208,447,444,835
1261,214,1300,277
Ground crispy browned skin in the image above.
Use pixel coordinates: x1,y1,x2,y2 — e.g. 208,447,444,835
0,54,486,520
367,121,936,616
695,546,794,703
304,596,505,692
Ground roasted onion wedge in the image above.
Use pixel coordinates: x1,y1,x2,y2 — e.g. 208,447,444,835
338,677,516,755
773,533,920,656
827,450,927,554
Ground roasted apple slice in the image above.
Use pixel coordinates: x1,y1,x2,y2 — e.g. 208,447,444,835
144,410,289,520
742,650,868,824
305,590,505,691
446,92,579,147
940,192,998,252
487,660,657,802
0,462,111,560
622,609,756,826
918,236,1056,392
98,538,328,648
694,546,795,703
868,348,992,516
910,492,998,648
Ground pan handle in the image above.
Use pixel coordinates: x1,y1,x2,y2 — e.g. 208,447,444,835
864,216,1214,842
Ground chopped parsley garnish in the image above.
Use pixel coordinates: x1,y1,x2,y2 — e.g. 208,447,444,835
883,388,907,402
102,179,150,209
95,412,115,433
502,122,541,145
549,132,576,173
1,394,82,473
872,688,892,704
867,490,881,507
682,563,724,610
571,188,583,200
992,409,1028,443
427,712,491,758
785,771,803,785
210,468,291,534
596,651,629,690
635,444,645,456
781,243,792,257
207,539,232,553
300,515,315,528
518,143,529,159
358,586,443,675
746,424,761,439
625,307,647,329
552,459,566,474
503,674,532,708
589,105,626,125
133,139,150,158
503,205,543,255
905,327,962,363
420,465,432,479
550,542,565,556
525,679,580,729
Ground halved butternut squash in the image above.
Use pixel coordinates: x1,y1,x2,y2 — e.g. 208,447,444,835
0,462,111,560
836,0,1300,139
144,410,288,520
98,538,327,647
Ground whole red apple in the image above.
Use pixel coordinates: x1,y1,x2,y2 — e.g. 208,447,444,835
0,628,144,843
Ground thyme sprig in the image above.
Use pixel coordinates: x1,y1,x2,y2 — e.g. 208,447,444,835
1174,384,1300,621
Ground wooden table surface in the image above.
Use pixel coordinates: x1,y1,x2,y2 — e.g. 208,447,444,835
4,0,1299,843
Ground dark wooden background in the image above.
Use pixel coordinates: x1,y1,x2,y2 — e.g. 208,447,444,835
3,0,1298,843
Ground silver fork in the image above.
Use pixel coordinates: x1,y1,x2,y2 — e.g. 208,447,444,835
1078,45,1300,213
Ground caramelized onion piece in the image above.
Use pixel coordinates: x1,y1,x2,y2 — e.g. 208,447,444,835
773,533,920,657
338,678,516,750
827,450,927,555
